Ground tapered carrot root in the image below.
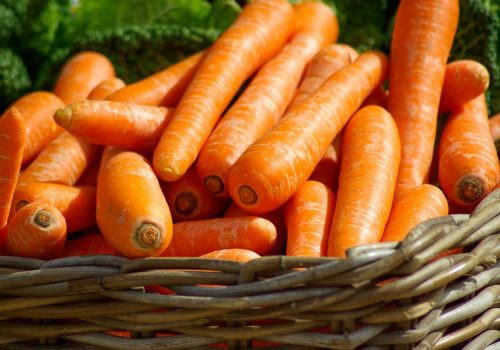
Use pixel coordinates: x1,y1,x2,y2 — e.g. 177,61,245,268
88,77,126,100
6,202,67,259
309,135,342,192
489,113,500,158
60,231,117,257
200,249,261,262
381,184,448,242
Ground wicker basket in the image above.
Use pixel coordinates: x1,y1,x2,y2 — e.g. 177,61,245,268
0,189,499,350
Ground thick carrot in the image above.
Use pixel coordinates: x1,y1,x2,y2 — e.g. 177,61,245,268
107,52,205,107
228,51,388,214
88,77,126,100
361,86,388,108
381,184,448,242
388,0,459,196
5,92,64,166
0,108,26,229
197,2,338,197
309,134,342,192
200,249,261,262
53,51,115,105
438,95,500,206
10,183,96,233
489,113,500,158
18,131,100,186
284,181,335,257
153,0,295,182
439,60,490,114
60,231,117,257
6,202,66,259
161,216,276,257
54,101,174,152
97,151,172,258
328,106,400,257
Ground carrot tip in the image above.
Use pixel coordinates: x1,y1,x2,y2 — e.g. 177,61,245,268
239,185,258,206
53,107,73,129
204,176,224,195
175,192,198,216
34,210,55,228
134,223,163,250
458,176,484,203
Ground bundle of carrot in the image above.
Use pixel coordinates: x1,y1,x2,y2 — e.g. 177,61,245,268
0,0,498,262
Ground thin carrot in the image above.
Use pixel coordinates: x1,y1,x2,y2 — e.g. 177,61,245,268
53,51,115,105
228,51,388,214
88,77,126,100
284,181,335,257
200,249,261,262
438,95,500,206
328,106,400,257
197,2,338,197
309,134,342,192
107,52,206,107
6,202,66,259
161,216,276,257
153,0,295,182
381,184,448,242
388,0,459,196
97,151,172,258
10,183,96,233
54,101,174,152
60,231,117,257
361,86,388,108
439,60,490,114
489,113,500,158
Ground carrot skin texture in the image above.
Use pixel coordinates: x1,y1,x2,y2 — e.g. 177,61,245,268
60,232,118,257
200,249,261,262
309,135,342,192
88,77,126,100
228,51,388,214
328,106,400,257
489,113,500,159
97,151,173,258
153,0,295,182
388,0,459,196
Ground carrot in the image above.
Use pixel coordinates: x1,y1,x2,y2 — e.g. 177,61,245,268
107,52,205,107
200,249,261,262
381,184,448,242
161,216,276,257
284,181,335,257
0,108,25,229
328,106,400,257
53,51,115,105
197,2,338,197
10,183,96,233
88,77,126,100
309,134,342,192
6,202,66,259
439,60,490,114
60,231,117,257
163,167,228,223
489,113,500,158
76,154,101,187
153,0,295,182
18,131,100,186
388,0,459,196
362,86,388,108
97,151,172,258
0,226,7,254
438,95,500,206
54,101,174,152
5,92,64,166
228,51,388,214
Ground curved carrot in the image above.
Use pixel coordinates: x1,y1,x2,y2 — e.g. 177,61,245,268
328,106,400,257
161,216,276,257
88,77,126,100
309,134,342,192
6,202,66,259
197,2,338,198
438,95,500,206
388,0,459,196
53,51,115,105
54,101,174,152
60,231,117,257
228,51,388,214
200,249,261,262
381,184,448,242
153,0,295,182
284,181,335,257
107,52,205,107
10,183,96,233
97,151,172,258
488,113,500,158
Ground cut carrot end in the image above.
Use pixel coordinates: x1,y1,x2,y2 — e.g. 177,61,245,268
134,223,163,250
204,176,224,195
15,200,29,212
239,185,258,206
34,210,55,228
458,176,484,203
175,192,198,216
53,107,73,129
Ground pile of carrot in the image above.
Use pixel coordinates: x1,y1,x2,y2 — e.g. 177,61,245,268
0,0,498,262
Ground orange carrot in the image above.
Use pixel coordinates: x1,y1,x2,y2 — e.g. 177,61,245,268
439,60,490,114
0,108,26,229
153,0,295,182
284,181,335,257
228,51,388,214
60,231,118,257
489,113,500,158
200,249,261,262
6,202,66,259
362,86,388,108
88,77,126,100
438,95,500,206
309,134,342,192
381,184,448,242
76,154,101,187
161,217,276,257
54,101,174,152
10,183,96,233
0,226,7,254
328,106,400,257
18,131,100,186
197,2,338,197
97,151,172,258
53,51,115,105
107,52,206,107
388,0,459,196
